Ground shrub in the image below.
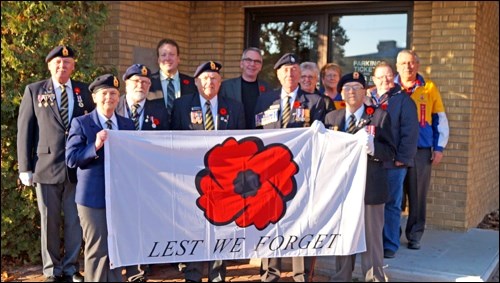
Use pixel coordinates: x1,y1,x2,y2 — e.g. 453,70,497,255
1,1,110,264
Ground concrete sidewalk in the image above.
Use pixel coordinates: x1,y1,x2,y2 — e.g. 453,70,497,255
313,217,499,282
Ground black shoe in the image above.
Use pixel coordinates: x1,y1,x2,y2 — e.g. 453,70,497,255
408,240,421,250
63,272,84,282
383,249,396,258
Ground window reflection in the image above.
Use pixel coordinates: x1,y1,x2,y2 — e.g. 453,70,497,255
259,21,319,89
329,14,408,86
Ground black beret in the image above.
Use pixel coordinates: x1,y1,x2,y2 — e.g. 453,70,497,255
274,53,299,70
337,72,366,93
45,45,75,63
194,61,222,78
123,64,152,81
89,74,120,93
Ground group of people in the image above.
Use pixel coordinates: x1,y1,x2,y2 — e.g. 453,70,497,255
17,37,449,282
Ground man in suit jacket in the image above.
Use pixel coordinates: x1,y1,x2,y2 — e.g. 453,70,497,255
219,47,271,129
17,45,93,282
115,64,169,281
171,61,244,282
325,72,395,282
148,38,198,120
66,74,135,282
254,53,325,282
116,64,169,132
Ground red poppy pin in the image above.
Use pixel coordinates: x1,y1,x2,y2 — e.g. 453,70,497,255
74,87,81,95
381,103,388,111
293,101,301,109
365,105,375,116
195,137,299,230
219,107,228,116
153,117,160,126
340,102,346,107
182,79,190,85
259,85,266,93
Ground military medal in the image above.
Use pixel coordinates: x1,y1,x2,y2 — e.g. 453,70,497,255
37,95,43,107
145,115,149,123
49,94,55,106
191,107,203,124
74,87,84,108
304,109,310,127
151,115,157,129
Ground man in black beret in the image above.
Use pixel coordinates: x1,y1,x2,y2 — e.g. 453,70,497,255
17,44,93,282
324,72,396,281
253,53,326,282
171,61,245,282
66,73,135,281
117,64,169,133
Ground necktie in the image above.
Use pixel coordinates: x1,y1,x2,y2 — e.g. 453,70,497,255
106,119,113,130
281,96,291,128
347,114,357,134
166,78,175,114
60,85,69,128
204,101,214,131
131,104,140,130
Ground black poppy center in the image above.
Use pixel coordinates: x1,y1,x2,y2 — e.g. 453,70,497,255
233,170,261,198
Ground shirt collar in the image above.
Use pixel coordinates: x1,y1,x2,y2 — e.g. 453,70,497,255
97,111,118,129
345,105,365,123
160,70,179,81
53,79,73,92
280,86,299,100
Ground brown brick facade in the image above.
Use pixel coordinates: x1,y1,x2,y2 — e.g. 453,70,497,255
95,1,499,231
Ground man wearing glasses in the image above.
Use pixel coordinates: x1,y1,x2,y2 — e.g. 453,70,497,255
219,47,270,129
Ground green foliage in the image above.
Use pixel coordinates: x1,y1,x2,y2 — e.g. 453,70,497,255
1,1,110,264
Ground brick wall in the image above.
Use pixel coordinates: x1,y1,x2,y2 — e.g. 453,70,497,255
95,1,499,231
468,1,499,228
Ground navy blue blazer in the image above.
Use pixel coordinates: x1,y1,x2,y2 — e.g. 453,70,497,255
324,105,395,204
65,109,135,208
17,78,94,184
253,88,326,129
116,95,170,130
171,94,245,130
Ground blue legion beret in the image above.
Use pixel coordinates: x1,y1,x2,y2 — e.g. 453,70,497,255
194,61,222,78
45,45,75,63
123,64,152,81
273,53,299,70
337,72,366,93
89,74,120,93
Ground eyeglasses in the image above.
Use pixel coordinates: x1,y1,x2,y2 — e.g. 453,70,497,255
129,79,151,86
242,58,263,65
374,75,394,80
342,85,364,92
300,75,316,80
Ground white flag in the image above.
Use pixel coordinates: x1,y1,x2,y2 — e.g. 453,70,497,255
105,121,367,268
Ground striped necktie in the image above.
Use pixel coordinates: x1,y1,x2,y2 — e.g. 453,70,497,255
60,85,69,128
281,96,291,128
131,104,140,130
347,114,357,134
106,119,113,130
166,77,175,114
204,101,214,131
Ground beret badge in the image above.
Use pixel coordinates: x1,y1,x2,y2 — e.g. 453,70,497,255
62,46,69,57
113,76,119,87
210,61,218,71
141,66,148,76
353,72,360,79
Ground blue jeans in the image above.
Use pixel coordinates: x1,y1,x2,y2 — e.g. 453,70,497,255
383,168,407,252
